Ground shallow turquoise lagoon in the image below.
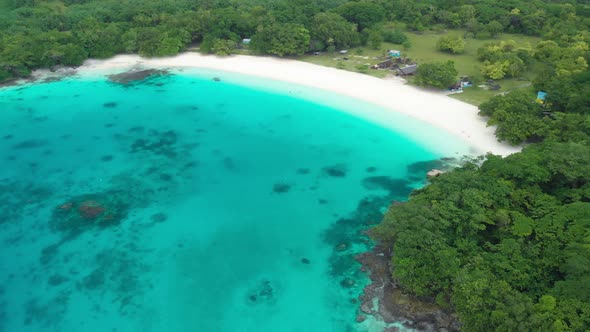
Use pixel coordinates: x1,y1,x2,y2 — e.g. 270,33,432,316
0,70,467,332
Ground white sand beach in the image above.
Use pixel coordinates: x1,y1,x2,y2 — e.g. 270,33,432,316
35,53,521,156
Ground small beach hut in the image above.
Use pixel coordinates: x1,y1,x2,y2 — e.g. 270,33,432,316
388,50,401,58
449,82,462,92
398,64,417,76
242,38,251,45
339,50,348,54
536,91,547,104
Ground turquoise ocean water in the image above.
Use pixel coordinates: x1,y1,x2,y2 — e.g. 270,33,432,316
0,70,468,332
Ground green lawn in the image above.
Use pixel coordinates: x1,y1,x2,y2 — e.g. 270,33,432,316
450,79,534,105
403,30,540,79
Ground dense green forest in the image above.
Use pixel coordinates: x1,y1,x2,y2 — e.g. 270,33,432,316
0,0,589,82
2,0,590,330
372,140,590,330
365,1,590,331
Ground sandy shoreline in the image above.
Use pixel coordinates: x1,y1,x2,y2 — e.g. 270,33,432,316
28,53,520,156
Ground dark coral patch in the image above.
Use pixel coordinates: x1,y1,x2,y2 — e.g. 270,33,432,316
103,102,118,108
223,157,237,171
183,161,199,169
340,277,356,288
33,116,48,122
159,173,173,182
12,139,48,149
362,176,414,198
151,213,167,223
129,130,178,159
296,168,310,175
47,275,69,286
128,126,144,133
322,164,347,178
273,183,291,194
247,280,275,305
82,269,105,290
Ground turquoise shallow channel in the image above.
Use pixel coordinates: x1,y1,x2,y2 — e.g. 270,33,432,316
0,69,469,332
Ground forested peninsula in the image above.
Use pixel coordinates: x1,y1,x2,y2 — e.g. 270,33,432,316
2,0,590,331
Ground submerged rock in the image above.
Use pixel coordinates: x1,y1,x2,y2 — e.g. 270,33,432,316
427,169,444,178
108,69,169,85
407,157,461,180
335,243,349,252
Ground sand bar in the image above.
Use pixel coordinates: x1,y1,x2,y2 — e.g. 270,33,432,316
32,53,521,156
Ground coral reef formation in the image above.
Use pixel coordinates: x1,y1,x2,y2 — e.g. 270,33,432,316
50,191,130,234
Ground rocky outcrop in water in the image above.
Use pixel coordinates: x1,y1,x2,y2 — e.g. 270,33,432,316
356,244,461,331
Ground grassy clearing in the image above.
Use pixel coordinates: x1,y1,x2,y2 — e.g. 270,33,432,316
404,30,540,105
403,30,540,79
298,29,541,105
450,79,534,105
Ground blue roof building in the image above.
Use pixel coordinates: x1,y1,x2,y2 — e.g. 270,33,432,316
388,50,401,57
536,91,547,104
